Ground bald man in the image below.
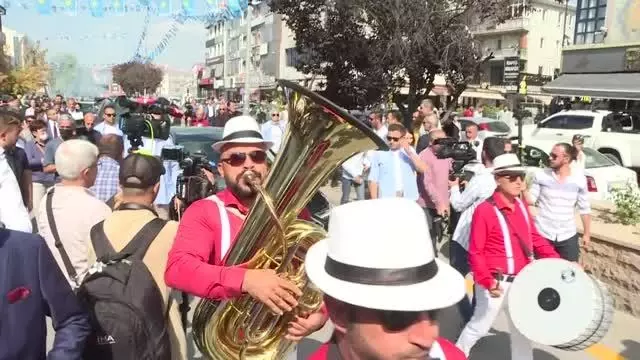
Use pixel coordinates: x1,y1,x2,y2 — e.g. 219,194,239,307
418,129,452,255
77,112,102,145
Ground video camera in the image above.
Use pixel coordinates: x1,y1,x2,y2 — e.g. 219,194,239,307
433,137,477,182
161,146,216,209
116,96,173,152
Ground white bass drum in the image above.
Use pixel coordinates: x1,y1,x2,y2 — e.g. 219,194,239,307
507,258,613,351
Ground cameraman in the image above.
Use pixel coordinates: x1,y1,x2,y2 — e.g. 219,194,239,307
448,136,507,324
123,113,179,219
417,129,451,256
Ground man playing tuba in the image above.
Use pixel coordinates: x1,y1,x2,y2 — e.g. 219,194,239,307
165,116,328,341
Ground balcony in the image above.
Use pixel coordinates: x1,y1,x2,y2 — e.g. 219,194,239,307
484,47,528,60
205,39,216,48
472,18,529,36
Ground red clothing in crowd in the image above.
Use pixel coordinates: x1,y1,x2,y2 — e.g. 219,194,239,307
468,192,559,290
308,338,466,360
190,117,209,127
165,188,312,300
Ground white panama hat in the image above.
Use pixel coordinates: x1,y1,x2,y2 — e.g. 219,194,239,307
212,115,274,152
305,198,466,312
492,153,527,174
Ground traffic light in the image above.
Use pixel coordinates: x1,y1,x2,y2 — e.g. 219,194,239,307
156,0,171,16
35,0,53,15
181,0,194,15
89,0,105,17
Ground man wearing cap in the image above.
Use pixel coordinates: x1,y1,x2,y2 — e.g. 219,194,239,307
305,198,467,360
87,153,186,359
166,115,326,340
456,153,559,360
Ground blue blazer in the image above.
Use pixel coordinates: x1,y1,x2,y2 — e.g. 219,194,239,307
0,229,91,360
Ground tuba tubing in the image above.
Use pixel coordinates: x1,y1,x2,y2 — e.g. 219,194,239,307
191,80,387,360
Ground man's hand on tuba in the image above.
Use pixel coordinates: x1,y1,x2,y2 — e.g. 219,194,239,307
242,269,302,315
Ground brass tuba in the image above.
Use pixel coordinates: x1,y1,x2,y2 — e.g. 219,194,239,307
191,80,387,359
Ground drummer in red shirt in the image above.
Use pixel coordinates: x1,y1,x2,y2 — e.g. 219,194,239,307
305,198,467,360
165,115,326,338
456,153,559,360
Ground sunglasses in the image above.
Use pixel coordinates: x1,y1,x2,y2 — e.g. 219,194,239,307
498,172,525,181
105,113,115,117
220,150,267,166
387,136,401,142
376,309,439,332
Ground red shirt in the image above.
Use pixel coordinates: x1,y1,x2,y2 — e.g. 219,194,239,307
308,337,466,360
190,117,210,127
469,192,559,290
165,188,312,300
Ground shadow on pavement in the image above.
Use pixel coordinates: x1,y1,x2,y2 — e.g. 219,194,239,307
621,339,640,359
469,330,560,360
292,338,324,359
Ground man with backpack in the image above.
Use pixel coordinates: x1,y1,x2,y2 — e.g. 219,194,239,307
82,153,186,360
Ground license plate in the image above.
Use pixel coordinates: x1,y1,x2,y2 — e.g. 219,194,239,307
608,181,628,192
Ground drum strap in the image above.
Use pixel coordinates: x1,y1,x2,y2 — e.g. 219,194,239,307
488,198,534,269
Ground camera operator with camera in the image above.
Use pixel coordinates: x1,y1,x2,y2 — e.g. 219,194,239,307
119,97,181,219
447,137,508,325
417,129,452,256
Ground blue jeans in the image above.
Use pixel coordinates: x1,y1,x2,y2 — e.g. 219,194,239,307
449,241,476,324
340,177,365,204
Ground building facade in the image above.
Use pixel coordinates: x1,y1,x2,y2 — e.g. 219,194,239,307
471,0,575,87
543,0,640,101
2,27,25,68
157,65,197,99
200,3,309,98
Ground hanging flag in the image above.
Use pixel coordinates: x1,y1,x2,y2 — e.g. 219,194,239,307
112,0,126,14
61,0,78,14
36,0,53,15
89,0,105,17
155,0,171,16
181,0,194,15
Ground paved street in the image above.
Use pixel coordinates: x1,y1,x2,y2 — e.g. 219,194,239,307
322,185,640,360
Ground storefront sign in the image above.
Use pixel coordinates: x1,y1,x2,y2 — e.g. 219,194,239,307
503,56,521,89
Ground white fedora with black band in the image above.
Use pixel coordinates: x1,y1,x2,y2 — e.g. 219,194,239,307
212,115,274,152
492,153,527,175
305,198,465,312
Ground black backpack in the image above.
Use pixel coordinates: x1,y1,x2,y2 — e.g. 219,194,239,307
79,218,172,360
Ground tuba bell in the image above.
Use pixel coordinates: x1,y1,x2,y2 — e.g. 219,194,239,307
191,80,387,359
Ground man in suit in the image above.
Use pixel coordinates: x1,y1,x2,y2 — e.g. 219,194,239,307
0,226,91,359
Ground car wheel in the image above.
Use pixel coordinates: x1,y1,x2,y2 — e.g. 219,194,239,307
603,153,622,166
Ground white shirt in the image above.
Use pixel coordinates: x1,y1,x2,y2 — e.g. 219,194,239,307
374,125,388,141
341,152,370,180
529,168,591,241
69,110,84,121
450,165,496,250
261,120,287,153
0,147,32,232
94,122,124,136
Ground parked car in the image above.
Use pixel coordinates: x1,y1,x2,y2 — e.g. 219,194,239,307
458,116,512,140
168,126,331,229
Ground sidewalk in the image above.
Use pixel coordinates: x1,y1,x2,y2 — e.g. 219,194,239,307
320,185,640,360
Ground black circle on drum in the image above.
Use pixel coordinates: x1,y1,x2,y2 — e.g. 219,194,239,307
538,287,561,312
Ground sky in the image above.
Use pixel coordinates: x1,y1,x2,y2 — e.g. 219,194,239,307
2,1,209,71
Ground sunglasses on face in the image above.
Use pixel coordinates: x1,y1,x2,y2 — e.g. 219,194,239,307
105,113,115,117
376,309,439,332
499,172,525,181
220,150,267,166
387,136,401,142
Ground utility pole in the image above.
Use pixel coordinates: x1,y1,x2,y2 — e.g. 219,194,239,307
242,4,253,115
562,0,569,47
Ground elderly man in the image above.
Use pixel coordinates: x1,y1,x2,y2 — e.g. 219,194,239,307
91,134,124,202
305,198,467,359
261,110,288,153
78,112,102,145
37,139,111,288
43,114,76,177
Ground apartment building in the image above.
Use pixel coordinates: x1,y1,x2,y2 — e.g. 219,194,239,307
471,0,575,87
543,0,640,101
2,27,25,68
199,2,309,98
157,65,197,99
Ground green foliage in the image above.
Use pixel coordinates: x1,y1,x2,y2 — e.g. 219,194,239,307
270,0,517,112
482,105,500,119
0,37,49,95
610,184,640,226
111,61,164,95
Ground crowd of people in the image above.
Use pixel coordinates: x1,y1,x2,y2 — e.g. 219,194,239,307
0,91,592,360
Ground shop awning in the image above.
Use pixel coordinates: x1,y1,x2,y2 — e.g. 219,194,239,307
459,90,505,100
542,73,640,100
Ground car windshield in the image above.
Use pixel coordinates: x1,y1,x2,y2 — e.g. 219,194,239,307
583,147,615,168
171,127,224,164
484,121,511,133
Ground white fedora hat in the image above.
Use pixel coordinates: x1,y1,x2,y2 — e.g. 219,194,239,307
492,153,527,174
305,198,465,312
212,115,274,152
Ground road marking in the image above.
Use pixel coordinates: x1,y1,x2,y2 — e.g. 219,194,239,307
463,279,625,359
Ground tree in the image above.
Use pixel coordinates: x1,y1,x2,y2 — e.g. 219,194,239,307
111,61,164,95
270,0,529,114
0,37,49,94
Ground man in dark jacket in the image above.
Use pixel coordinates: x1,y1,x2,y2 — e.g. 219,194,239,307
0,226,91,359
